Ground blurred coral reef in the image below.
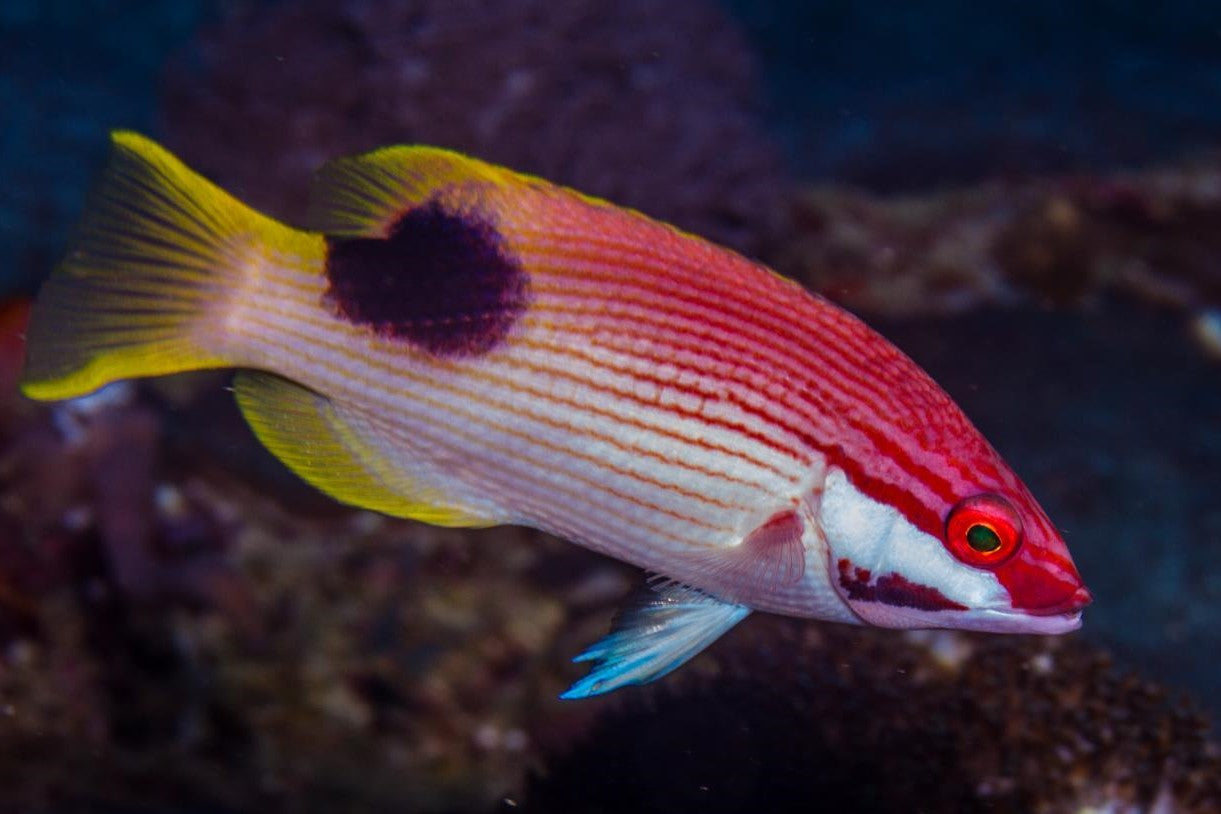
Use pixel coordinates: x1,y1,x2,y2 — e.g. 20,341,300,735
531,623,1221,814
161,0,789,260
776,158,1221,317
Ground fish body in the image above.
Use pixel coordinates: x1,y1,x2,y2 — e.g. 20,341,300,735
22,133,1090,697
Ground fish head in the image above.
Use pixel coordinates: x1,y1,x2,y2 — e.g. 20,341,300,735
817,462,1090,635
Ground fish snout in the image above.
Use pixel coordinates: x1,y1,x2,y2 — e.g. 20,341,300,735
1026,584,1092,617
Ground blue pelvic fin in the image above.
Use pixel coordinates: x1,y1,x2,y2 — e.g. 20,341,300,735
560,582,751,700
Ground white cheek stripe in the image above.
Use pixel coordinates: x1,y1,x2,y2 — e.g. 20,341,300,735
818,468,1006,611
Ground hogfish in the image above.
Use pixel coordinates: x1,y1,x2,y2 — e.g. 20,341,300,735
21,133,1091,697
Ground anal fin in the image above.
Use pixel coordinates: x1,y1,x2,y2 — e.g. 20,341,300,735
561,582,750,699
233,371,494,527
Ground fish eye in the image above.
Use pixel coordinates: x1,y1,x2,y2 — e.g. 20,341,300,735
966,523,1002,553
945,494,1023,568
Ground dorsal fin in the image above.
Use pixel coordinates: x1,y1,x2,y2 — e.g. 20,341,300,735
305,146,523,237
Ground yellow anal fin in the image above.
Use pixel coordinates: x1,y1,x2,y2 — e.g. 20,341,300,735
233,371,495,528
305,145,534,237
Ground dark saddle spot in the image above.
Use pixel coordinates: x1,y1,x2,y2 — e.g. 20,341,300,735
324,199,528,357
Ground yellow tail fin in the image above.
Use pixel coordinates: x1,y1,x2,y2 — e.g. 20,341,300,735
21,131,312,402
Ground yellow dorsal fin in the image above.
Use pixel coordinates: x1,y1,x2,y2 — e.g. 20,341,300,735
233,371,496,528
304,146,525,237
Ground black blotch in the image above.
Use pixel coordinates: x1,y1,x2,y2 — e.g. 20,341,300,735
324,200,528,357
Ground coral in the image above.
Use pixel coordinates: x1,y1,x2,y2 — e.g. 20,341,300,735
0,373,251,615
775,157,1221,317
526,621,1221,814
161,0,788,260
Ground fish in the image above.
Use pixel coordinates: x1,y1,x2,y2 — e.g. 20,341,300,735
21,131,1091,698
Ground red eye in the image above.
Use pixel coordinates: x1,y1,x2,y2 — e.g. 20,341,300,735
945,494,1023,568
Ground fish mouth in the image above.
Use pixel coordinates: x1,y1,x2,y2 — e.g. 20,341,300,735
1024,585,1093,617
1013,608,1083,635
951,606,1084,635
984,584,1091,634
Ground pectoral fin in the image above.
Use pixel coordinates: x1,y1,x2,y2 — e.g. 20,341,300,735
561,582,751,700
686,509,806,597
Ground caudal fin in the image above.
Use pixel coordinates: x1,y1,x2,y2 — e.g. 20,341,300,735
21,131,311,402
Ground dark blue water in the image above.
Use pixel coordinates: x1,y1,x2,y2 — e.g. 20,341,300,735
728,0,1221,189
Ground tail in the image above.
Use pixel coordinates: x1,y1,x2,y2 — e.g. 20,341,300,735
21,131,315,402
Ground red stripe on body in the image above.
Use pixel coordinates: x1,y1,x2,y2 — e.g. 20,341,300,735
510,335,813,468
529,292,981,514
523,317,961,522
517,251,1003,538
521,241,1007,490
522,240,916,416
465,357,779,491
499,360,794,484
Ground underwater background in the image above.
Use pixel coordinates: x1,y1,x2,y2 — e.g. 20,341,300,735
1,1,1219,812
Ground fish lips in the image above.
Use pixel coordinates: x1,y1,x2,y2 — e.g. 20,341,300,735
1025,584,1093,616
957,585,1094,634
954,584,1091,634
995,584,1092,633
836,582,1091,634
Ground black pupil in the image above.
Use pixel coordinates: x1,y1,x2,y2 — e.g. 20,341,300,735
966,524,1002,553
